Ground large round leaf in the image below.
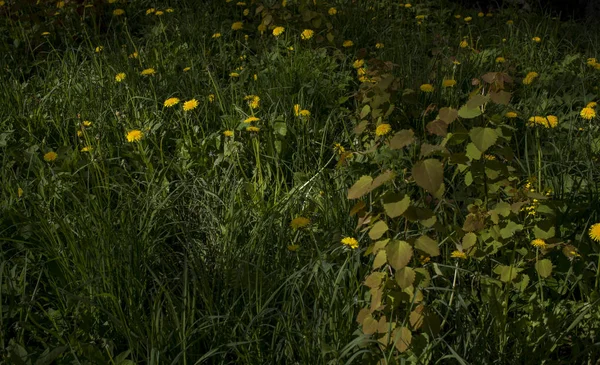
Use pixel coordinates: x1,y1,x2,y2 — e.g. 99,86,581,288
412,159,444,194
386,240,413,270
469,127,498,153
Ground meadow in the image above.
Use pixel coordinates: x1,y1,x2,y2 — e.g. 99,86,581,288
1,0,600,364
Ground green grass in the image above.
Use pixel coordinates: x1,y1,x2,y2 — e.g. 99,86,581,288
1,0,600,364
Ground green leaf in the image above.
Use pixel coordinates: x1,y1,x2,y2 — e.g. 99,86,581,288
373,250,387,269
362,314,379,335
371,170,395,191
489,90,512,105
360,105,371,119
369,220,389,240
383,193,410,218
464,171,473,186
534,220,555,239
365,272,386,288
386,240,413,270
493,201,511,217
412,159,444,194
393,327,412,353
438,107,458,124
426,120,448,136
469,127,498,153
466,94,490,109
273,122,287,136
414,235,440,257
347,175,373,199
388,129,414,149
462,232,477,251
458,105,482,119
535,259,553,278
465,142,482,160
494,265,519,282
395,267,416,289
500,220,523,239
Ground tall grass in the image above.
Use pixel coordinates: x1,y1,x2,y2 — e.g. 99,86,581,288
1,0,600,364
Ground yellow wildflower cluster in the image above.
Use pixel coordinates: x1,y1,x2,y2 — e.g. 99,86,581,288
527,115,558,128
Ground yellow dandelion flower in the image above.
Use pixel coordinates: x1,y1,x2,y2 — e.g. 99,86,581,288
333,143,345,154
140,68,156,76
248,95,260,109
232,21,243,30
343,40,354,48
328,7,337,15
95,46,103,53
183,99,199,111
589,223,600,242
581,107,596,120
81,146,93,152
587,58,597,66
464,16,472,22
41,32,50,36
272,26,285,36
294,104,301,116
164,97,180,107
77,130,83,137
532,36,541,43
146,8,155,15
290,217,310,229
253,74,258,81
113,9,125,16
166,8,174,13
243,8,249,16
57,1,65,8
126,130,143,142
404,3,412,8
546,115,558,128
301,29,314,40
17,187,23,198
586,101,597,108
442,79,457,87
528,116,549,128
212,32,222,38
129,51,138,59
223,130,234,137
244,116,260,124
183,67,191,72
460,40,469,48
420,83,434,92
247,126,260,132
375,123,392,136
341,237,359,249
496,57,506,63
208,94,215,103
353,59,364,69
477,12,484,17
455,14,462,19
155,10,164,16
229,72,240,78
523,71,539,85
115,73,126,82
43,151,58,162
451,250,467,259
376,42,384,49
531,238,546,248
505,112,518,118
299,109,311,118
